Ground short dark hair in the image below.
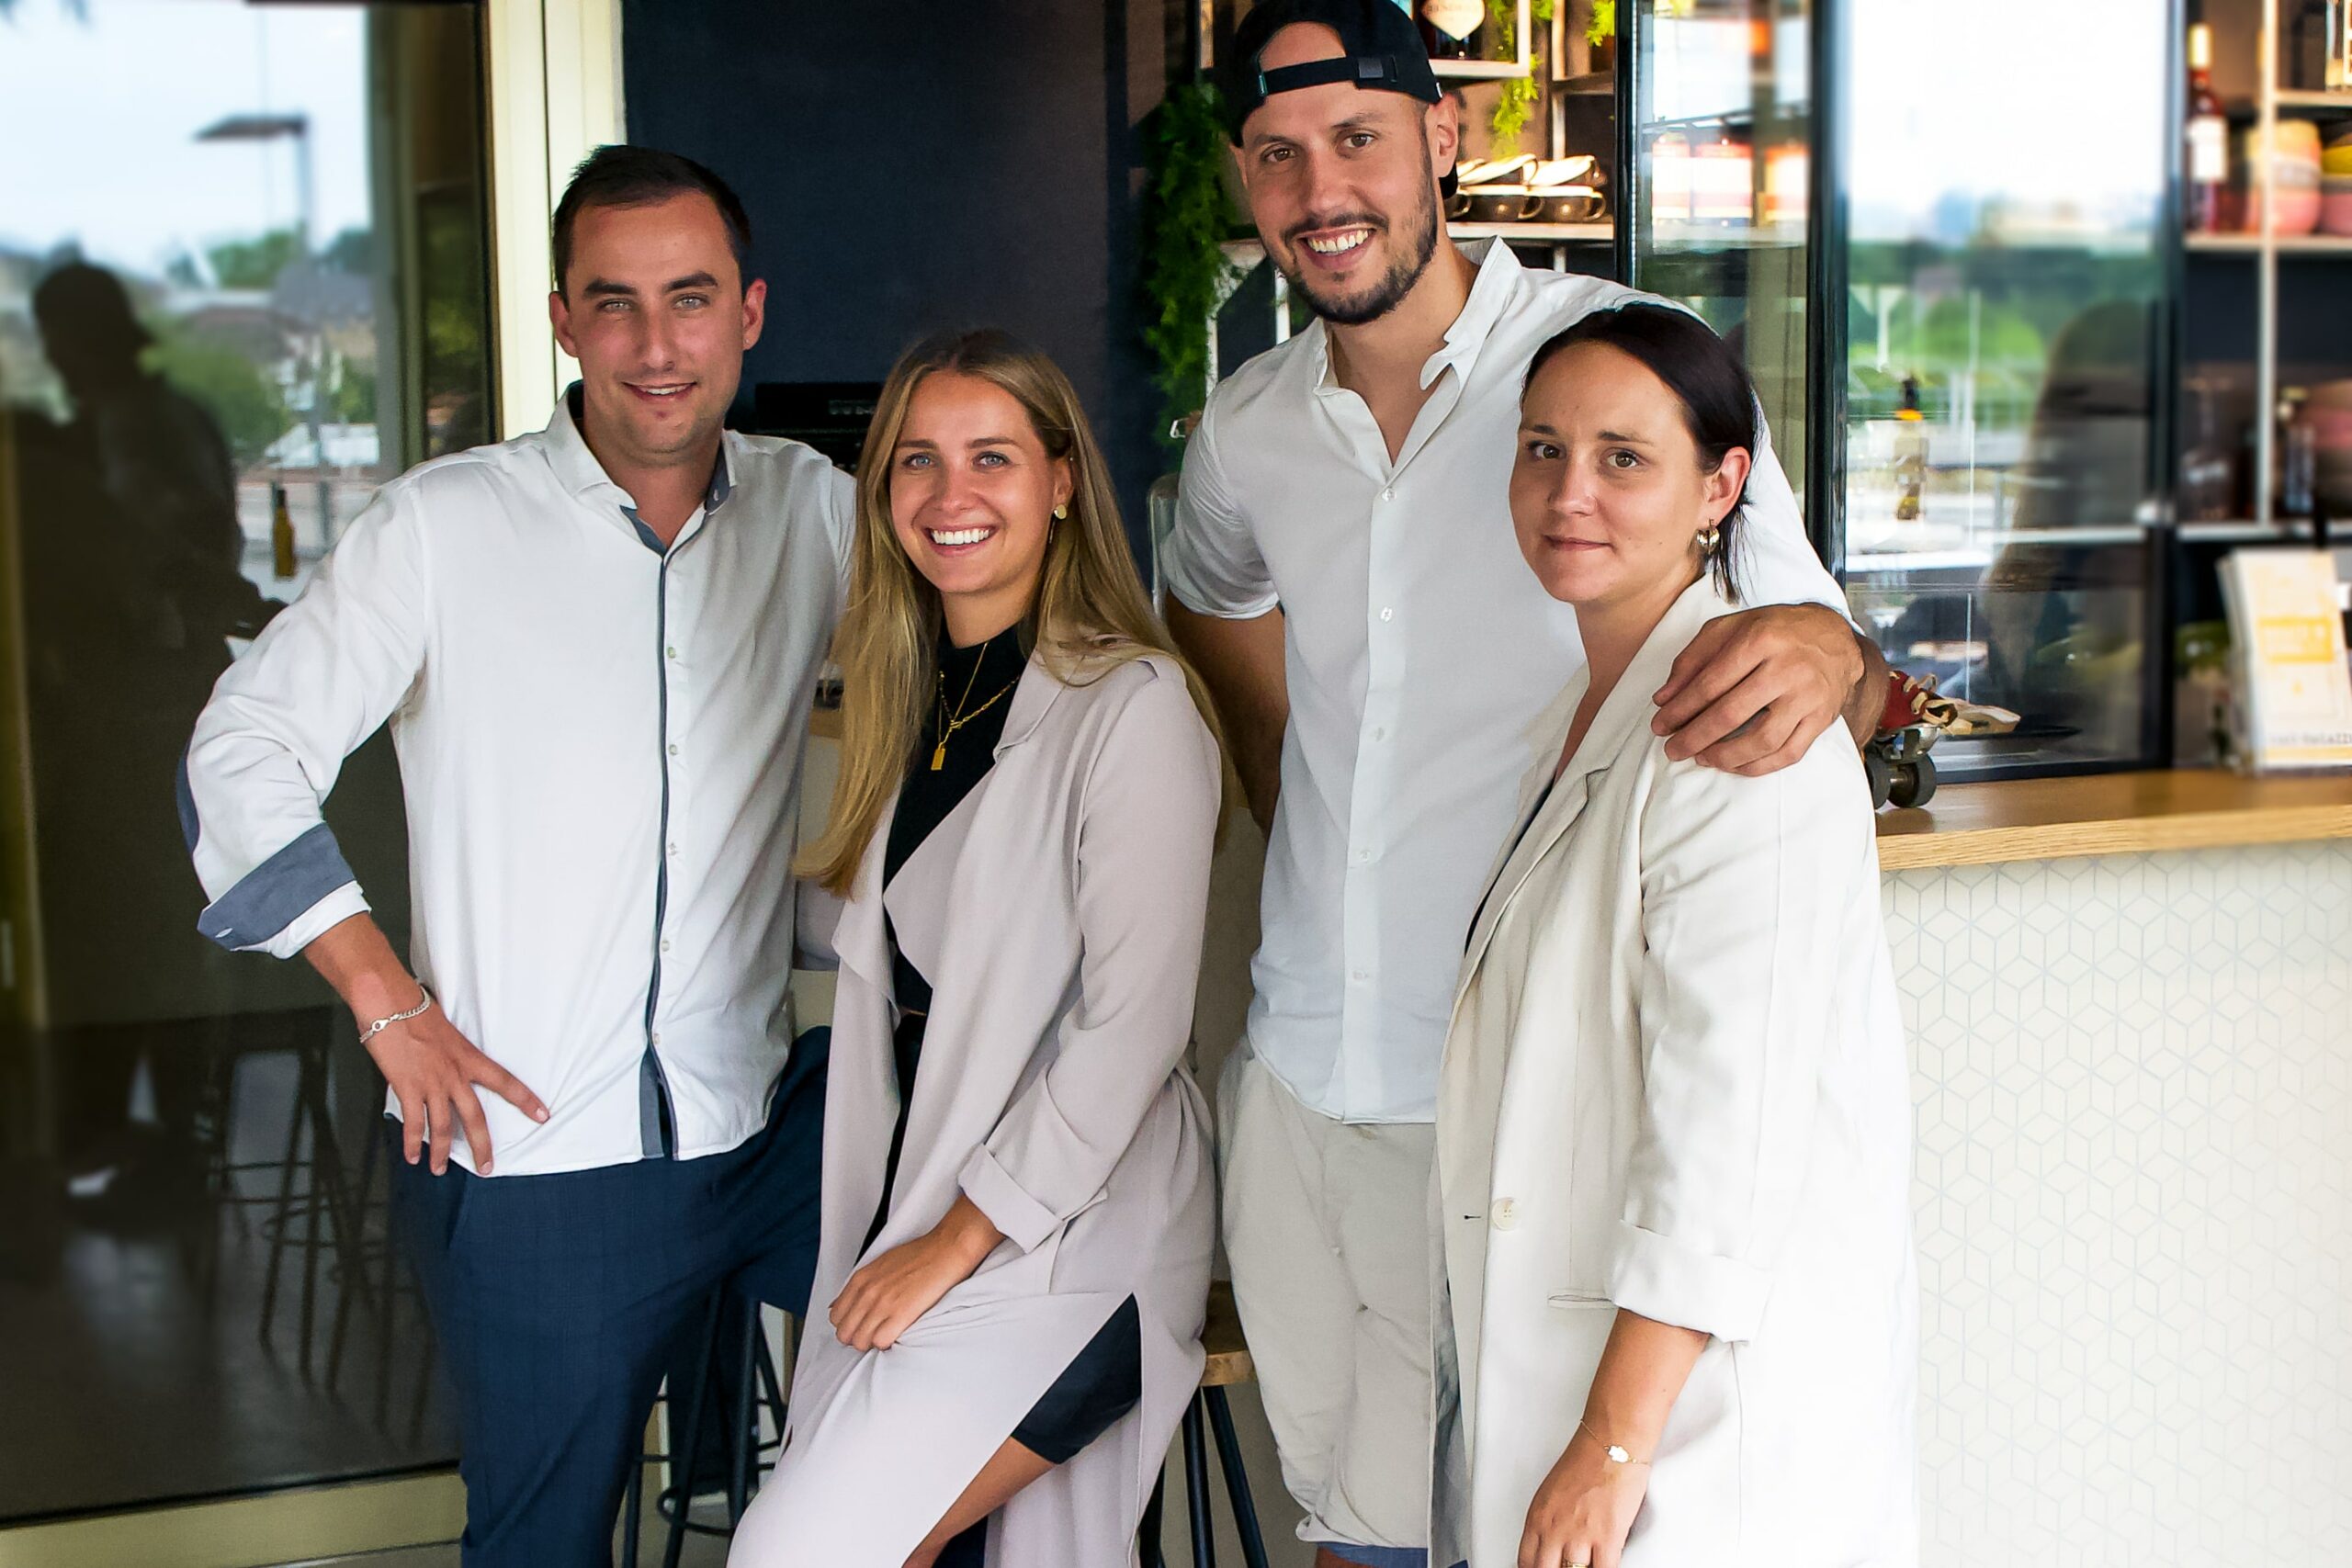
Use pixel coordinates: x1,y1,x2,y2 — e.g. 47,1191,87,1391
1524,303,1758,599
550,144,752,297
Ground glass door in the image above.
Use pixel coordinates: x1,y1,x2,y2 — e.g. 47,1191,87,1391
0,0,492,1536
1834,0,2172,775
1624,0,1818,507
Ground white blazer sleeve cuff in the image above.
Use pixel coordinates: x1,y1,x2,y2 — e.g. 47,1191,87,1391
957,1145,1058,1255
1608,1220,1771,1343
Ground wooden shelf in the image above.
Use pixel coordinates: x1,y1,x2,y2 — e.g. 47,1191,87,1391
1554,70,1615,96
2186,232,2352,254
1451,220,1613,243
1432,58,1534,82
1875,769,2352,871
1217,220,1616,270
2226,88,2352,118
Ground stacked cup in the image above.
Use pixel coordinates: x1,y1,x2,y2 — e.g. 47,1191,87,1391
2324,126,2352,236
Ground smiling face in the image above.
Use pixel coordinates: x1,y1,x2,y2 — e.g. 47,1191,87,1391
548,191,764,474
1510,339,1750,615
1235,23,1453,326
888,370,1074,641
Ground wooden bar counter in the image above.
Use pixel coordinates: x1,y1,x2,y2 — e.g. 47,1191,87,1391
1874,768,2352,870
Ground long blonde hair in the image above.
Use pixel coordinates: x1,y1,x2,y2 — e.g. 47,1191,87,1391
800,329,1224,896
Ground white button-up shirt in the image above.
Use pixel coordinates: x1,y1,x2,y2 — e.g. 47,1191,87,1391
1163,240,1848,1124
182,393,853,1175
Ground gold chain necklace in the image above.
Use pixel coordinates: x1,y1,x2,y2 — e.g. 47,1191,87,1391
931,649,1020,771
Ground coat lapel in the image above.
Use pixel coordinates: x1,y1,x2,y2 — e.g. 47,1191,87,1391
1452,579,1735,1004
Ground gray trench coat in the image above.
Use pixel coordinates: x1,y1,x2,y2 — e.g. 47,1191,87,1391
729,650,1220,1566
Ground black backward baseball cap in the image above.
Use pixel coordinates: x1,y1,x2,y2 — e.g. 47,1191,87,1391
1223,0,1446,147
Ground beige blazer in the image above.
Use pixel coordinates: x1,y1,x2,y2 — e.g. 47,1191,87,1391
1430,579,1919,1567
731,649,1220,1568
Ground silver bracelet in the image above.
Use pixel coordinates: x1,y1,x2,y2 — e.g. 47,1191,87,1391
358,985,434,1046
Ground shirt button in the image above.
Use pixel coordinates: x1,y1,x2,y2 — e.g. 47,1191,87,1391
660,939,672,953
1380,486,1396,502
668,743,680,757
666,646,679,660
1354,847,1374,864
667,841,680,857
1351,969,1369,984
650,1031,662,1046
1371,727,1386,741
1380,606,1395,623
1491,1197,1521,1231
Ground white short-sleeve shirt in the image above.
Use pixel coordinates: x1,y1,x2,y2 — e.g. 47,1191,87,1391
1162,239,1849,1124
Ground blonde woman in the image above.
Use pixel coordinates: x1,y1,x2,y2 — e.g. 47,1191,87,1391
728,331,1223,1568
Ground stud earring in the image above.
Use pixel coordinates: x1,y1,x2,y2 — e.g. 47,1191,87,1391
1053,504,1069,521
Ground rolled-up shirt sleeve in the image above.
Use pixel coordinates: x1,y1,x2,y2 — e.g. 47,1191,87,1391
957,666,1222,1251
1606,739,1859,1342
1159,394,1278,620
180,486,431,958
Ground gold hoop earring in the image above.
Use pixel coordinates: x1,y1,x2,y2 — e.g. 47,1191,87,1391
1696,523,1723,553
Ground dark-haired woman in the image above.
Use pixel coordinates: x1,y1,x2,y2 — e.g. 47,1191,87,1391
1429,305,1918,1568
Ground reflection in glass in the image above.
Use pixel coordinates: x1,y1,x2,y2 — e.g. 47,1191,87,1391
1629,0,1815,502
1838,0,2168,773
0,0,490,1521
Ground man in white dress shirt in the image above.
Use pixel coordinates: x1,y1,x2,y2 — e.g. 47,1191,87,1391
179,147,852,1565
1160,6,1889,1565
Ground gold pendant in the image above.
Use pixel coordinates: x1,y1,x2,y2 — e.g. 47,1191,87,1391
931,740,947,771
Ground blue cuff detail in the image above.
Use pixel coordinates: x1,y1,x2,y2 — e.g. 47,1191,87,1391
197,823,358,951
1313,1546,1429,1568
175,747,201,853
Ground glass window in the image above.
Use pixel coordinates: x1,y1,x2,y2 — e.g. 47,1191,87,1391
1836,0,2170,773
0,0,491,1519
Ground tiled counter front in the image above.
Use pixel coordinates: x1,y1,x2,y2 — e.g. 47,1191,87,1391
1884,842,2352,1564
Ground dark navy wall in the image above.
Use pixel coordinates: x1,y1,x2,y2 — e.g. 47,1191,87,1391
621,0,1171,547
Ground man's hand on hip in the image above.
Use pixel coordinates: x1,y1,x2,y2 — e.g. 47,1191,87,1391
368,1002,548,1176
302,911,548,1175
1650,603,1864,776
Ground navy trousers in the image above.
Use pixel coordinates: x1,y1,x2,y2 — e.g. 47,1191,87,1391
390,1032,827,1568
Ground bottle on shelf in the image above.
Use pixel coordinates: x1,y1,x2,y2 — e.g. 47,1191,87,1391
2187,23,2229,235
1893,377,1928,523
1419,0,1485,60
2280,388,2318,518
269,479,297,581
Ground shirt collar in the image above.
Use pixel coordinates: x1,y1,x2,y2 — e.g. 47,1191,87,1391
548,382,738,532
1420,236,1521,390
1306,236,1524,395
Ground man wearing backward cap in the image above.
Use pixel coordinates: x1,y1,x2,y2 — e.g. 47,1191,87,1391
1161,4,1889,1563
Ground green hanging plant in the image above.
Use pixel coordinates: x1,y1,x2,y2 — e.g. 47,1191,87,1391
1139,80,1241,452
1587,0,1616,48
1486,0,1557,155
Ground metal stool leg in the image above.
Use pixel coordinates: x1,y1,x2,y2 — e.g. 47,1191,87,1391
1139,1468,1168,1568
726,1298,759,1525
1182,1396,1216,1568
662,1292,726,1568
1203,1387,1271,1568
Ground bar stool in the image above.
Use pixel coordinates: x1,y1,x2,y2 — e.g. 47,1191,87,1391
1142,1280,1272,1568
620,1290,792,1568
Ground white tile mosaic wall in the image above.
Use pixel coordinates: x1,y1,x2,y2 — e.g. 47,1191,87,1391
1883,841,2352,1564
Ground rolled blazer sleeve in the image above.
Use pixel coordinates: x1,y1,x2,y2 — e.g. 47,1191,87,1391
1605,735,1863,1342
957,667,1221,1252
180,485,430,959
